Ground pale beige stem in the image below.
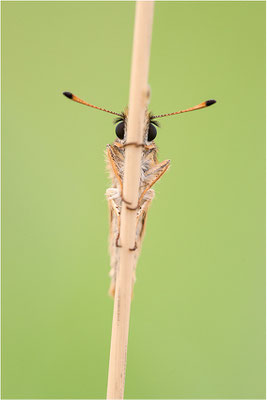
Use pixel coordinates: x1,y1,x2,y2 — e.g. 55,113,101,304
106,1,154,399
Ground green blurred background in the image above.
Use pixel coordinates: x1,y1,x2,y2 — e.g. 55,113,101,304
2,1,265,398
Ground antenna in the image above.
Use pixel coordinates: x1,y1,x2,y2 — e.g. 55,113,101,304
63,92,123,117
152,99,216,119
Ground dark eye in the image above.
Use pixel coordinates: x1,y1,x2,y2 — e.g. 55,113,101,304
115,121,125,140
147,123,157,141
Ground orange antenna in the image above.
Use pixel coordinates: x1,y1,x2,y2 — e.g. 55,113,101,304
152,99,216,119
63,92,123,117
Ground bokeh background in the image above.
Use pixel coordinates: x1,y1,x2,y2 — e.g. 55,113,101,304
2,1,265,399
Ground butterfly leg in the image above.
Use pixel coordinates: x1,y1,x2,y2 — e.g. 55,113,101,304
130,190,155,295
123,142,145,148
115,231,122,248
129,242,137,251
139,159,170,204
124,160,170,211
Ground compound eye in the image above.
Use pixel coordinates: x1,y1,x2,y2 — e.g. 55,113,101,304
147,123,157,141
115,121,125,140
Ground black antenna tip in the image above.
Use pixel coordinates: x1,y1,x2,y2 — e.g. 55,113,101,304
205,99,216,107
63,91,73,99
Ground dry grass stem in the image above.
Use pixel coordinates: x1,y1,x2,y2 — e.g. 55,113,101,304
106,1,154,399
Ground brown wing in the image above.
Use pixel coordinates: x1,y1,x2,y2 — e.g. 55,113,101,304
106,144,124,192
106,193,121,298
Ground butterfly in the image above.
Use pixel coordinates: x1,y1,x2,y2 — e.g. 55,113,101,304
63,91,216,296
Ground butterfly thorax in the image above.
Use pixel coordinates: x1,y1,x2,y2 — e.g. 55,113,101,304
106,140,158,197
